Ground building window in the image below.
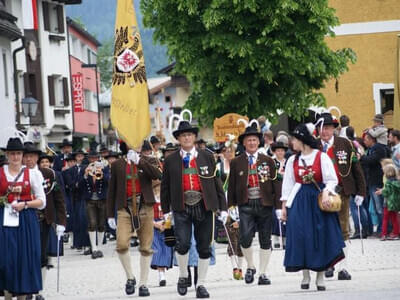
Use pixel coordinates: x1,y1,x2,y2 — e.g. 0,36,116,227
43,2,65,34
2,51,8,97
380,89,394,114
84,89,91,110
48,75,69,107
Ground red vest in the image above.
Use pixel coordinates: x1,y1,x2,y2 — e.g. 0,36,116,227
126,163,141,198
183,159,201,191
153,202,163,220
248,163,259,188
326,146,342,184
294,151,323,184
0,167,33,203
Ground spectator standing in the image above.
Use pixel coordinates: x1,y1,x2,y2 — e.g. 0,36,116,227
388,130,400,169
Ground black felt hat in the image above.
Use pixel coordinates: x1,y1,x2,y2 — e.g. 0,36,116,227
162,143,178,154
73,149,86,157
2,138,25,151
24,142,42,155
99,144,109,153
38,152,54,163
238,124,262,144
105,151,119,159
173,121,199,139
141,140,152,152
88,149,99,157
271,141,288,152
292,124,318,149
65,153,76,161
315,112,339,128
61,138,73,148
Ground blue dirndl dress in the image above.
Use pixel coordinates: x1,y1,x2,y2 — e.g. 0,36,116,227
284,152,345,272
151,226,173,269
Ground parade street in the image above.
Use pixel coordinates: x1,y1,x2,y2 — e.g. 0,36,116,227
43,237,400,300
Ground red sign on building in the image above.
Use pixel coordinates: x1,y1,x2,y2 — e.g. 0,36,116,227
72,74,84,112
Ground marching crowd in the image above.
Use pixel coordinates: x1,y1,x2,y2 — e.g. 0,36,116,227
0,109,399,299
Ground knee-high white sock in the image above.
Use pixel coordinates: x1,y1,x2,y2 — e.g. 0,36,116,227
316,271,325,287
176,253,189,278
139,255,152,286
197,258,209,286
89,231,97,251
338,240,350,271
230,256,238,269
97,231,105,249
4,290,12,300
241,246,255,269
238,256,244,270
158,269,166,281
41,267,47,286
259,248,272,275
302,270,311,284
118,251,134,280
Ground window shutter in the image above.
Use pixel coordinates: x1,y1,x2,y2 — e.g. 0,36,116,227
63,77,69,106
48,76,55,106
43,2,50,31
23,73,30,95
56,5,64,33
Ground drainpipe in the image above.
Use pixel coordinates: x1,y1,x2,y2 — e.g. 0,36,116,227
12,36,26,128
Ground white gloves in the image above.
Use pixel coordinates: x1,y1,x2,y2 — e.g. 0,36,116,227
56,225,65,238
275,209,282,220
354,195,364,206
108,218,117,230
127,150,140,165
218,211,228,225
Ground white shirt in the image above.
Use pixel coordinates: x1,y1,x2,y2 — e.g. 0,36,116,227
180,147,198,159
321,136,334,151
246,151,258,164
280,150,338,208
3,165,46,209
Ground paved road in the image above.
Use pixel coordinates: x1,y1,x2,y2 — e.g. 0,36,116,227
43,237,400,299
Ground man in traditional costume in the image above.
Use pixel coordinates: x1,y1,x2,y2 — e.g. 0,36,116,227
107,141,162,297
161,119,227,298
228,123,281,285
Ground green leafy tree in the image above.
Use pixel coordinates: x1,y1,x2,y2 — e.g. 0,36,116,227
97,37,114,90
141,0,356,125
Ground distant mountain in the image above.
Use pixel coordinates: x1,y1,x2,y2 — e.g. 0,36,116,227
66,0,169,77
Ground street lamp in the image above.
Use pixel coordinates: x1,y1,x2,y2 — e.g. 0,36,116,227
21,96,39,118
81,63,102,144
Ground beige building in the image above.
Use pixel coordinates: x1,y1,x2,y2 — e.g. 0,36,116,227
323,0,400,133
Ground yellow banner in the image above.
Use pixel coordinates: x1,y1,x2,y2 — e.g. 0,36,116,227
111,0,150,148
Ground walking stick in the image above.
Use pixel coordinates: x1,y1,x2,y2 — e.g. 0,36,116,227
223,223,240,267
357,205,365,255
57,233,61,292
278,220,284,250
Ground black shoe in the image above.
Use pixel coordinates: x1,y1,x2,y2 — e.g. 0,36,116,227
83,248,92,255
177,277,188,296
350,232,360,239
273,243,280,248
96,250,103,258
244,268,256,284
138,285,150,297
26,295,33,300
35,295,45,300
125,278,136,295
62,233,69,243
91,251,98,259
159,279,166,287
317,285,326,291
301,284,309,290
338,269,351,280
258,274,271,285
325,267,334,278
46,264,54,269
196,285,210,298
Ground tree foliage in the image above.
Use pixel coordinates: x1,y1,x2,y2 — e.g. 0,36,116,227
141,0,356,125
97,37,114,90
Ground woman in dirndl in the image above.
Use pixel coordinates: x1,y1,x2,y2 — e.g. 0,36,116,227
280,124,345,291
0,138,46,299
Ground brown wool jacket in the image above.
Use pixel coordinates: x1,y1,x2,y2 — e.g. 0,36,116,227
106,156,162,218
227,153,282,208
160,149,227,213
39,167,67,226
318,136,366,197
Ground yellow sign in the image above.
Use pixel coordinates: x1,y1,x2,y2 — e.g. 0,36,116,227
111,0,150,148
213,113,248,142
